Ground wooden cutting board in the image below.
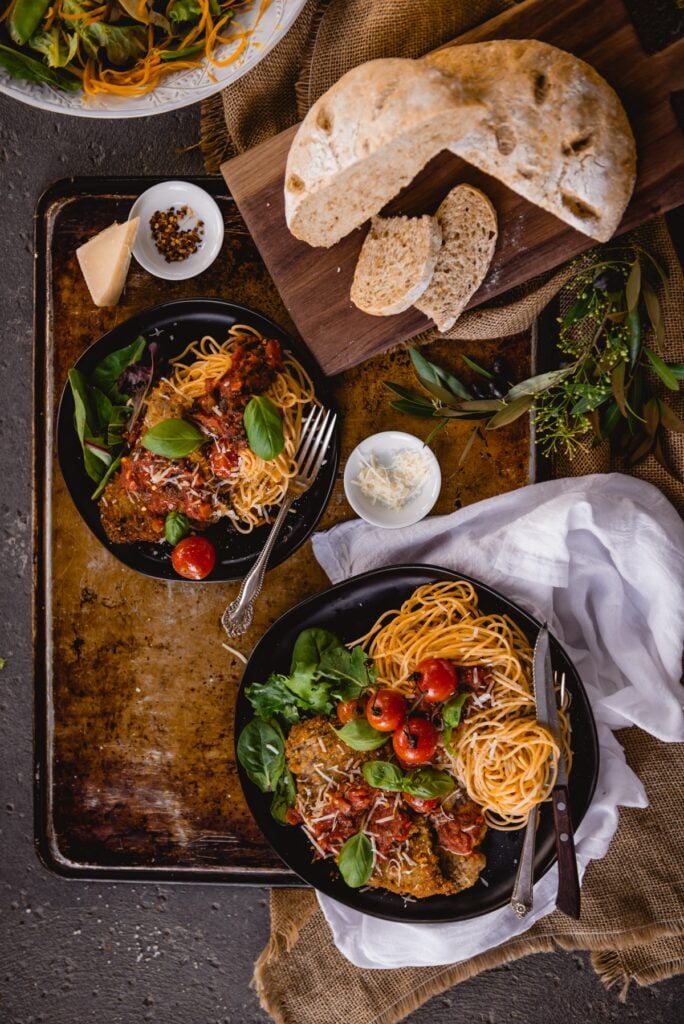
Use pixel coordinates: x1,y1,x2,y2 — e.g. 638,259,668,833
221,0,684,376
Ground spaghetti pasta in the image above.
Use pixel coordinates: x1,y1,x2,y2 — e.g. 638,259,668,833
168,324,317,533
355,581,571,830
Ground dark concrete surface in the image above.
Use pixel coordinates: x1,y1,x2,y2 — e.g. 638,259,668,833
0,93,681,1024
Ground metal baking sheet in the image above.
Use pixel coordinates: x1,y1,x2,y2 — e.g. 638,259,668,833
33,176,534,883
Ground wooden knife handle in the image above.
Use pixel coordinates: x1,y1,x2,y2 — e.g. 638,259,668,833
552,785,581,919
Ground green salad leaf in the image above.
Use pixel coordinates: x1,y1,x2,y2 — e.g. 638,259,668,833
290,628,340,672
68,369,108,484
338,830,374,888
319,645,377,702
0,42,80,90
243,395,285,461
270,767,297,825
29,27,78,68
141,418,206,458
78,21,147,65
236,719,285,793
244,675,305,725
90,336,147,401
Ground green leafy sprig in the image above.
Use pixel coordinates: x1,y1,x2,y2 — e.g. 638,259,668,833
386,248,683,477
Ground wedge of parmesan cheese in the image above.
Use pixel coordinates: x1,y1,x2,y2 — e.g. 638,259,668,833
76,218,140,307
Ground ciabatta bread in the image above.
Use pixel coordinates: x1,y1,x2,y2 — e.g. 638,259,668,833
284,44,635,247
285,58,477,248
415,185,497,332
351,214,442,316
424,40,636,243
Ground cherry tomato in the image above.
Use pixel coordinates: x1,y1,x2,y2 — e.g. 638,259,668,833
414,658,458,702
365,689,407,732
171,535,217,580
403,793,440,814
392,717,438,765
337,697,367,725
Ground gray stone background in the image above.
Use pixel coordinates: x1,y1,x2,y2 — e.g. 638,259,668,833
0,95,681,1024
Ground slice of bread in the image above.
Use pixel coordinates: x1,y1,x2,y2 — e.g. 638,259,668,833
415,185,498,332
351,214,442,316
424,40,636,243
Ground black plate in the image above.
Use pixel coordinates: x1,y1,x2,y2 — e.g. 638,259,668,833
235,565,599,923
57,299,339,582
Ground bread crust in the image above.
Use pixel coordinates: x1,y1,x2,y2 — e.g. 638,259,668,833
285,44,636,247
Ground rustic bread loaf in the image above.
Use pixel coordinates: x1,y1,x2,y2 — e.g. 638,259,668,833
351,214,442,316
284,43,635,248
424,40,636,243
284,58,478,248
415,185,498,332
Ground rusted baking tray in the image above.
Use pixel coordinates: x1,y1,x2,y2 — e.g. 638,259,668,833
33,177,534,884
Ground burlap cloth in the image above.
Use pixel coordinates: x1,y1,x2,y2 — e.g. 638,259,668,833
201,2,684,1019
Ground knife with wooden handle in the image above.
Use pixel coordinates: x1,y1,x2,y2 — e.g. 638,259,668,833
537,625,581,919
510,624,580,919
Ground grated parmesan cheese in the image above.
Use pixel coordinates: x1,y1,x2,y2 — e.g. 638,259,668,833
353,448,430,510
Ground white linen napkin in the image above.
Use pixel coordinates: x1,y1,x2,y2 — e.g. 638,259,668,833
309,473,684,969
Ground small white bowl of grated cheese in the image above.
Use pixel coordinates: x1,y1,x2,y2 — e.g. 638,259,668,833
343,431,441,528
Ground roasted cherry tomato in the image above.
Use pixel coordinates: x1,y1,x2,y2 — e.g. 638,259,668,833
414,658,458,702
392,717,438,765
403,793,440,814
337,697,367,725
365,689,407,732
171,535,216,580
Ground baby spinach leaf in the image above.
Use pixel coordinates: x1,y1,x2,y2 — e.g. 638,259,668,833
141,418,206,458
68,369,107,484
320,646,377,702
403,768,455,799
338,830,374,888
165,511,190,546
270,767,296,825
442,693,468,727
91,336,146,401
290,628,340,673
362,761,405,792
243,396,284,461
245,676,302,725
334,719,389,752
237,719,285,793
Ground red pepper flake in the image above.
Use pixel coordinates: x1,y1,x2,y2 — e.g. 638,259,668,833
149,205,205,263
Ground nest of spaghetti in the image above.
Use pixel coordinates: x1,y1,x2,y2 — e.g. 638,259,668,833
238,580,572,899
98,326,317,545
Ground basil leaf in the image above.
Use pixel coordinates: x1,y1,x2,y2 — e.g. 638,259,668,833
442,725,456,756
290,628,340,673
442,693,468,727
403,768,456,799
243,396,284,461
271,767,296,825
334,719,389,752
237,719,285,793
91,336,146,400
141,418,205,458
362,761,405,792
165,511,190,546
338,830,374,888
319,646,377,702
91,453,122,501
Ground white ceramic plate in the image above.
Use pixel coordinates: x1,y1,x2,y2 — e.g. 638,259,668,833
0,0,307,119
129,181,224,280
343,431,441,529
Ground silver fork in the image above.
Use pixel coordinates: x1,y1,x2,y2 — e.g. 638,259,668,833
221,406,337,638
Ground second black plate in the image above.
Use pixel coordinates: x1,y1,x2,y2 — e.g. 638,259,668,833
235,565,599,923
57,298,338,582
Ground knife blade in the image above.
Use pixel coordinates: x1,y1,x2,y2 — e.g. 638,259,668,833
535,624,581,919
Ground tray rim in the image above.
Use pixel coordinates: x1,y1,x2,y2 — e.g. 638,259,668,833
32,175,303,885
